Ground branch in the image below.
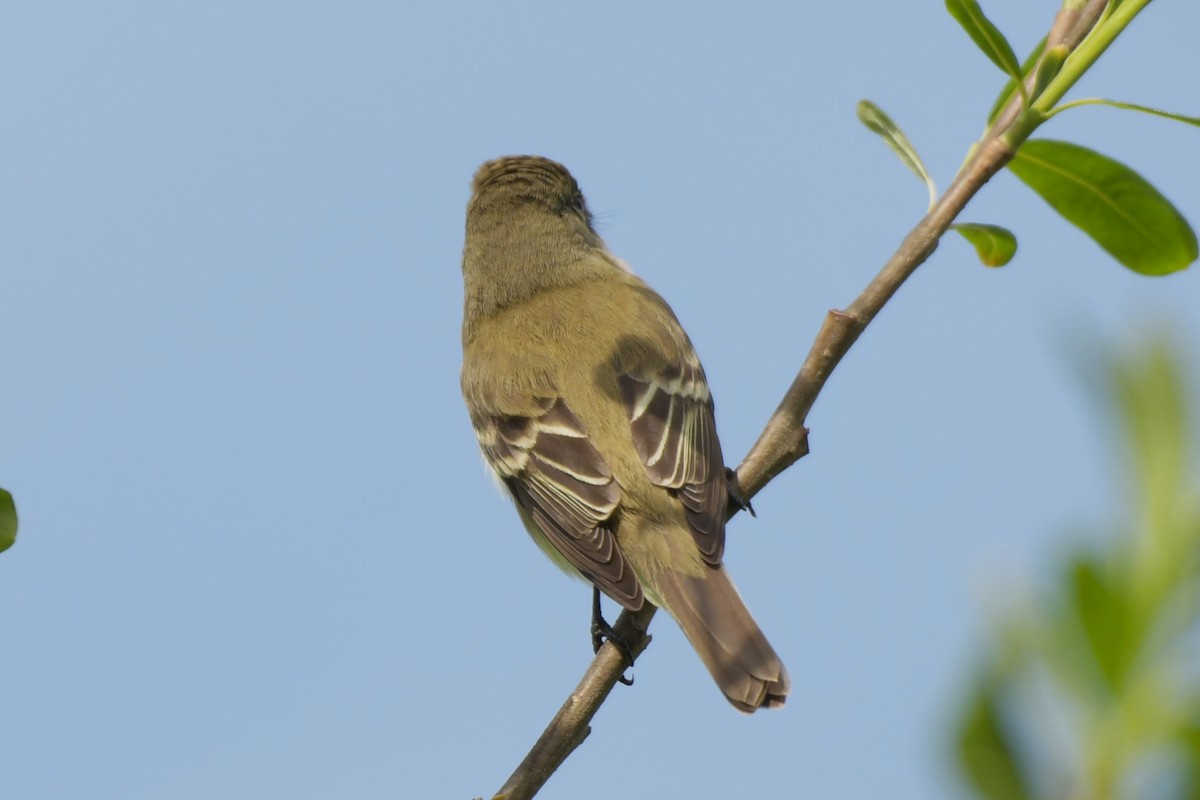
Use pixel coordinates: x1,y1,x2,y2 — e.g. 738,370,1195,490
490,3,1132,798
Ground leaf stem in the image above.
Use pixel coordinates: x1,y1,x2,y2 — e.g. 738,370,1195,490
1045,97,1200,127
1027,0,1154,118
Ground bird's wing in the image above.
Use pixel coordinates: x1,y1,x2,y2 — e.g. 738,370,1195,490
471,397,643,610
619,360,727,565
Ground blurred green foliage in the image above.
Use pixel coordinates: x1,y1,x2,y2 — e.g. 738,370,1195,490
956,340,1200,800
0,487,16,553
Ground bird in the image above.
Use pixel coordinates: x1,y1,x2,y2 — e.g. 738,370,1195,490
460,155,789,712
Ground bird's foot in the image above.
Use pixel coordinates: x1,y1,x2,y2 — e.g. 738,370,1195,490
726,467,756,517
591,586,635,686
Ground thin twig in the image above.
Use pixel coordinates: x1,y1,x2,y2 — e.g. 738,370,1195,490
490,5,1116,798
491,605,655,800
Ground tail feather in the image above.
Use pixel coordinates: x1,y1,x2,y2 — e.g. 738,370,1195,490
656,566,790,712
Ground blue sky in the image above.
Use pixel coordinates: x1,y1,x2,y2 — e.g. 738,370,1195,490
2,2,1198,798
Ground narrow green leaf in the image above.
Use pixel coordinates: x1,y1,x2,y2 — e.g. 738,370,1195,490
0,488,16,553
1177,717,1200,792
946,0,1023,81
856,100,937,208
1031,45,1069,102
1008,139,1198,275
956,676,1033,800
988,37,1046,124
1052,98,1200,128
952,223,1018,266
1068,554,1130,692
1110,343,1192,571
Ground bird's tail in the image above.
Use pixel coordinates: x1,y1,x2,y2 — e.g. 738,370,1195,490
655,566,790,712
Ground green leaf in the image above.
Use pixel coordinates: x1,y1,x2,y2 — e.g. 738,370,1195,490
1177,717,1200,794
1031,45,1069,102
946,0,1023,82
1110,342,1192,565
1052,98,1200,128
952,223,1018,266
956,675,1033,800
1180,719,1200,755
988,37,1046,124
1068,553,1130,692
856,100,937,208
0,488,16,553
1008,139,1198,275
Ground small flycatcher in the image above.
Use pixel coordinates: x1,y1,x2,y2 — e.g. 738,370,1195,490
460,155,789,711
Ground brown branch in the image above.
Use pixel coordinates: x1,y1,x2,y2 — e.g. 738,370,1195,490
489,6,1114,799
490,605,655,800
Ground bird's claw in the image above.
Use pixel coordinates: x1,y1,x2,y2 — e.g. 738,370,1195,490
725,467,755,517
591,586,635,685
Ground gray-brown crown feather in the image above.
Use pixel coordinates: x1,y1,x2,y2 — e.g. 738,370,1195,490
470,155,592,223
